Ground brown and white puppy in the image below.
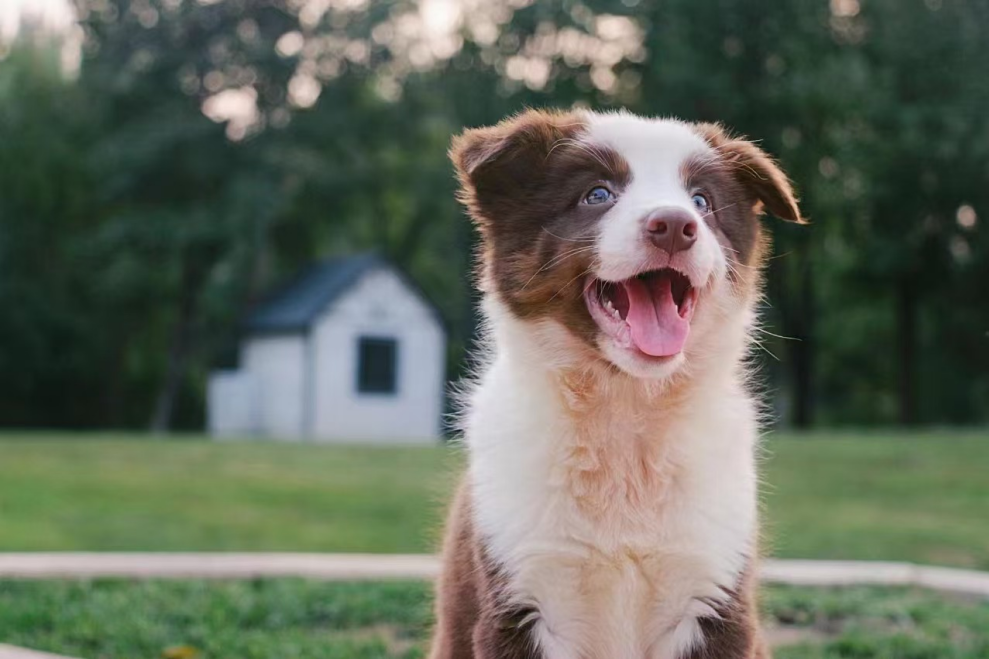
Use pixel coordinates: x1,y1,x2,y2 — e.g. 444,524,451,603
430,109,803,659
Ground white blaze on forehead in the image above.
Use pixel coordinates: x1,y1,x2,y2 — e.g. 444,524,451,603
582,112,724,287
583,111,713,204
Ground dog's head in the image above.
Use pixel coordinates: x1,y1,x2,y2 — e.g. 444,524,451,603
453,109,803,380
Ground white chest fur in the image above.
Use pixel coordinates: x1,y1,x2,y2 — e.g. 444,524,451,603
465,327,759,659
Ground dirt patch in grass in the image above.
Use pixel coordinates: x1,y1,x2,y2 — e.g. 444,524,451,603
766,624,836,648
340,624,420,655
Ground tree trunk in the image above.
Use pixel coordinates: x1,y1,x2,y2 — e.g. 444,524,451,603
103,334,128,427
790,254,816,428
896,278,918,425
149,265,199,433
770,238,816,430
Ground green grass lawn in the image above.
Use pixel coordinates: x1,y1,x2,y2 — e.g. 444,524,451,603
0,434,461,554
0,430,987,567
760,430,989,569
1,579,987,659
1,430,988,656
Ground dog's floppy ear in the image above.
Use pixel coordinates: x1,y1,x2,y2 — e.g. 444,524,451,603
450,109,585,226
694,122,805,224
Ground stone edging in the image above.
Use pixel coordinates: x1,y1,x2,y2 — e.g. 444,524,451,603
0,644,79,659
760,558,989,596
0,553,987,597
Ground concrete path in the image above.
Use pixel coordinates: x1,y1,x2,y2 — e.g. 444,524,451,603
1,553,988,597
761,558,989,596
0,645,77,659
0,553,440,581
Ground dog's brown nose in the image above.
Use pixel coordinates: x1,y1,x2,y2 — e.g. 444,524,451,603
644,208,698,256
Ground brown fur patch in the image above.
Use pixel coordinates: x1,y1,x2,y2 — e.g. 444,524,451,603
682,123,801,302
451,110,632,350
429,481,540,659
690,123,804,225
688,565,770,659
679,153,762,270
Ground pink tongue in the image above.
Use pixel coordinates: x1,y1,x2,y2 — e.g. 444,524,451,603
623,275,690,357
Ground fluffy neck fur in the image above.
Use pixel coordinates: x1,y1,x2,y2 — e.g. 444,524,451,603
466,292,759,554
461,296,761,658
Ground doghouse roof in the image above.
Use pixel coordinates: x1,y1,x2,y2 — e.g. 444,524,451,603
244,252,443,335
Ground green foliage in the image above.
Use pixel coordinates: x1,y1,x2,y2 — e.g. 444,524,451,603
1,580,987,658
0,37,103,426
0,0,986,428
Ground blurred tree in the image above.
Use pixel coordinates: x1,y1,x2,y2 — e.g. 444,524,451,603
0,31,103,426
628,0,841,427
0,0,985,431
836,0,989,424
73,0,299,430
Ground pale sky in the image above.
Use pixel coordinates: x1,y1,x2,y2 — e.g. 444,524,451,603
0,0,76,41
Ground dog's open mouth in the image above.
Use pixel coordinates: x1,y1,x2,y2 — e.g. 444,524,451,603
584,268,698,358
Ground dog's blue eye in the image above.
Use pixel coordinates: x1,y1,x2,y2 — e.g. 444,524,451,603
691,193,711,214
584,186,614,205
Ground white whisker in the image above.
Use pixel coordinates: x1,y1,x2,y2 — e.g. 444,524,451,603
520,246,596,292
547,263,597,303
543,227,596,243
